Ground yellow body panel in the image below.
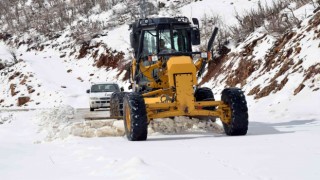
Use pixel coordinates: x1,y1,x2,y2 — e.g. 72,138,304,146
136,55,231,124
175,73,195,113
167,56,197,87
131,59,137,83
194,58,204,71
144,99,231,124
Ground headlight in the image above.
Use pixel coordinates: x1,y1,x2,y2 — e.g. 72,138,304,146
90,97,99,100
201,52,208,58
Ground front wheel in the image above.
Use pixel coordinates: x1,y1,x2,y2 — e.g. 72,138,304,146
194,87,216,121
221,88,248,136
123,93,148,141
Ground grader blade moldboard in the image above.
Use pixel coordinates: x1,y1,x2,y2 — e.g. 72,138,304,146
84,116,122,121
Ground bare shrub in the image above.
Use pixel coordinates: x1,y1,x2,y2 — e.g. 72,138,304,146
230,0,311,41
72,21,105,44
200,13,232,51
0,0,154,40
9,50,18,64
0,61,5,71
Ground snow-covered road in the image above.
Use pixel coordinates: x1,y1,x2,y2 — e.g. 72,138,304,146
1,109,319,180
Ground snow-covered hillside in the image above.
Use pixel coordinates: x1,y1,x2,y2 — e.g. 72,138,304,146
1,0,319,109
1,0,320,179
202,4,320,118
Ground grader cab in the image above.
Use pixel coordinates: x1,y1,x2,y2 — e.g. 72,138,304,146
110,17,248,141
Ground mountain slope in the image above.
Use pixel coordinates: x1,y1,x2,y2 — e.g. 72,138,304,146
203,8,320,98
1,0,319,109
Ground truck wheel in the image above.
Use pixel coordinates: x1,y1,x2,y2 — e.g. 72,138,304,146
110,92,126,117
123,93,148,141
221,88,248,136
194,87,216,121
90,107,94,112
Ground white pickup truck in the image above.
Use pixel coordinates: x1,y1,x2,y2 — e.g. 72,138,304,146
86,82,121,111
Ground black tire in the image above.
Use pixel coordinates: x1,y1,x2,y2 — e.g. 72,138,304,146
110,92,126,117
194,87,216,121
123,92,148,141
90,107,94,112
221,88,248,136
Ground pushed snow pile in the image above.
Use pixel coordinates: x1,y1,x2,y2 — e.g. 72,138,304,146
35,105,224,140
72,120,125,138
72,117,223,138
149,117,224,135
0,112,13,125
35,106,125,139
35,105,75,141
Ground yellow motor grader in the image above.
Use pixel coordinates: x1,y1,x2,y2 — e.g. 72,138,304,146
110,17,248,141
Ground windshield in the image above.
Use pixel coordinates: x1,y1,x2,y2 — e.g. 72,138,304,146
172,29,189,52
159,29,172,52
90,84,119,93
141,27,191,56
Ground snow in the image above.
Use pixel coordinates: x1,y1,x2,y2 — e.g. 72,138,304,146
1,0,320,179
1,103,320,179
21,50,90,108
96,24,131,54
0,41,13,63
180,0,277,26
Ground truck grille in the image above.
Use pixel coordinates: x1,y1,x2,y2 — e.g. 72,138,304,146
100,97,110,100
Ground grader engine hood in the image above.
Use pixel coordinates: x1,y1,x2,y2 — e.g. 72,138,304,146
166,56,197,87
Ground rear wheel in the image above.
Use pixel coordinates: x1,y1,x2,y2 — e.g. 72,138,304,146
221,88,248,135
123,93,148,141
194,87,216,121
110,92,126,117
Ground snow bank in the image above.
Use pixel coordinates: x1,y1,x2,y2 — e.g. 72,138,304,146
0,112,13,125
34,106,224,141
35,105,75,141
149,117,224,135
34,106,126,140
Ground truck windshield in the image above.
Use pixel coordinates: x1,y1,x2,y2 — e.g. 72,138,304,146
91,84,119,93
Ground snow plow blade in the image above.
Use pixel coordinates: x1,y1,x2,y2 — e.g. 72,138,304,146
84,116,122,120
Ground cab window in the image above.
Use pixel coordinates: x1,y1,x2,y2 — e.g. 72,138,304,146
173,29,189,52
142,30,157,56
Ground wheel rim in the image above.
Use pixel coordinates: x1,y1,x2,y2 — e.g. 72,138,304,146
125,104,131,132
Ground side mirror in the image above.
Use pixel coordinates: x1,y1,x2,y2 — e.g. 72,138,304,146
191,28,200,45
192,18,199,28
120,87,124,92
86,89,90,93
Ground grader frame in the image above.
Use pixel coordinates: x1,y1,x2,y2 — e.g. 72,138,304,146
110,17,248,141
